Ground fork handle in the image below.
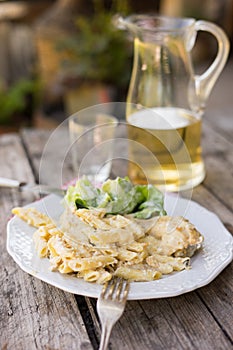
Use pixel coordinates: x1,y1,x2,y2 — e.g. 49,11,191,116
99,323,114,350
0,177,21,188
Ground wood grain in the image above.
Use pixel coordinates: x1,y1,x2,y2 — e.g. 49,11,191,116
202,121,233,210
0,134,92,350
20,128,74,187
205,60,233,142
1,124,232,349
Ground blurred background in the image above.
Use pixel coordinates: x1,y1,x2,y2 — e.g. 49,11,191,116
0,0,232,133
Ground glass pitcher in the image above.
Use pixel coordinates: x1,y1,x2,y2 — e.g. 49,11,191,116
117,15,230,191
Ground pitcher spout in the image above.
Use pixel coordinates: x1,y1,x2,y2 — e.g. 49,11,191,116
114,14,196,42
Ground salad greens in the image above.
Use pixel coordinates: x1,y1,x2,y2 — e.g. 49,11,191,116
65,177,166,219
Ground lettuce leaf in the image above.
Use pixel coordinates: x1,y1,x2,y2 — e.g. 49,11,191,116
64,176,166,219
133,184,166,219
65,177,110,209
101,177,144,214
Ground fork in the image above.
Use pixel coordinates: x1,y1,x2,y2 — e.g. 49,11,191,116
97,277,130,350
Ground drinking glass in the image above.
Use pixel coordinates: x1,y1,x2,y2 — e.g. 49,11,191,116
69,108,118,184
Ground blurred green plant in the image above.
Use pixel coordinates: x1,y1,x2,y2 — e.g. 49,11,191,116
0,78,41,125
57,0,132,88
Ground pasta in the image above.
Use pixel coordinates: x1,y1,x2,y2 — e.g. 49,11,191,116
12,205,203,284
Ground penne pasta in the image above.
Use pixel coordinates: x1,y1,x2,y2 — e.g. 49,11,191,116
33,230,48,257
12,207,52,227
12,205,203,284
115,265,162,281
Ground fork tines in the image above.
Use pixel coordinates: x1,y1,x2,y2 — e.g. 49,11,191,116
101,277,129,302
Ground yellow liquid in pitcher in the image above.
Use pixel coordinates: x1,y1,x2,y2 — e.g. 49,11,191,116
127,107,205,191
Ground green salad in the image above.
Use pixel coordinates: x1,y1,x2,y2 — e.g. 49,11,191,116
65,177,166,219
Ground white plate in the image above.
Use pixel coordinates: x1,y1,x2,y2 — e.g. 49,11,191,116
7,194,233,300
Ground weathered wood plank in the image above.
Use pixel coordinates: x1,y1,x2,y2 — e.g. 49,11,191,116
20,128,51,182
191,190,233,342
202,121,233,210
204,60,233,142
175,138,233,343
86,293,233,350
20,128,74,187
0,134,92,350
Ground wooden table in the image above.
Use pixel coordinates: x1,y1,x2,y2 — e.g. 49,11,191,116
0,127,232,350
1,62,233,349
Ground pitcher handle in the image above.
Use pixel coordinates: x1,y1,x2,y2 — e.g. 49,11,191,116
194,20,230,108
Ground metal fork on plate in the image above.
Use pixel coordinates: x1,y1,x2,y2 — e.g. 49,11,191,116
97,277,130,350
